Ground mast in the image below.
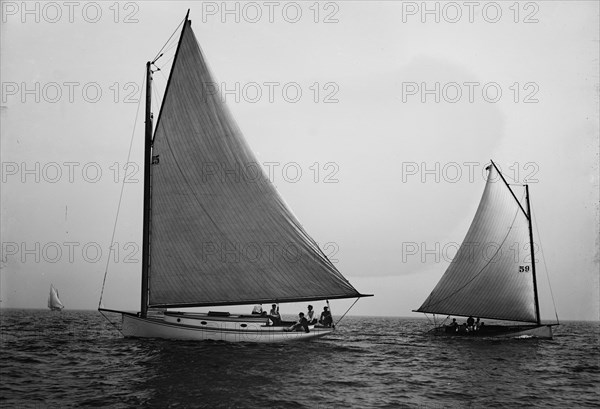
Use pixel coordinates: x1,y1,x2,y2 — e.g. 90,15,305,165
491,160,541,325
525,184,542,325
141,10,189,317
141,61,153,318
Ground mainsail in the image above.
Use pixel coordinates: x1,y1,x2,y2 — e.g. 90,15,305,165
147,19,362,308
48,285,64,310
416,165,538,323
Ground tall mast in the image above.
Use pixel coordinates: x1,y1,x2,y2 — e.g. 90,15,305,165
525,184,542,325
140,11,189,317
491,160,541,324
141,61,153,318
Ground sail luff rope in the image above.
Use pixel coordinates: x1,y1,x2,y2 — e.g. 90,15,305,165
98,70,145,309
532,201,560,324
421,196,523,312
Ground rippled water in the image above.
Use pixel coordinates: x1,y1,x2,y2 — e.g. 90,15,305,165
1,310,598,408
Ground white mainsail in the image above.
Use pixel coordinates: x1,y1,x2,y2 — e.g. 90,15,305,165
48,284,64,311
147,18,363,308
416,164,538,323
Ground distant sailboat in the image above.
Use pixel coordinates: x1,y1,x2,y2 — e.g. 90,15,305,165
99,11,370,342
414,160,557,339
48,284,64,311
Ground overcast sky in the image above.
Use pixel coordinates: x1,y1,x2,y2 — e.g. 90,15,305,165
1,1,598,321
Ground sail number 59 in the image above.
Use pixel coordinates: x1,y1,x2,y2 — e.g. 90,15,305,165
518,265,530,273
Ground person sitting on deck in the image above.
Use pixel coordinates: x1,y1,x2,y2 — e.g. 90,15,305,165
446,318,459,333
319,306,333,327
285,312,309,333
474,317,481,331
467,316,475,331
306,305,318,325
251,304,265,315
268,304,281,326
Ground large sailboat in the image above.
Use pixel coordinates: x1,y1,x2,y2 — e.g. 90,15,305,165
99,12,369,342
414,160,557,339
48,284,64,311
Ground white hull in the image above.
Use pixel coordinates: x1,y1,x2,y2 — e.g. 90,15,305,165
121,312,334,343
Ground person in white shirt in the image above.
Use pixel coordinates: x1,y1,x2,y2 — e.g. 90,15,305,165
306,305,318,325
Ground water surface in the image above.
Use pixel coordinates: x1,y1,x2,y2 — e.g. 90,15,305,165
1,310,598,408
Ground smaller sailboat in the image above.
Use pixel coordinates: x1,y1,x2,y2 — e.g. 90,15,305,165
48,284,64,311
414,160,558,339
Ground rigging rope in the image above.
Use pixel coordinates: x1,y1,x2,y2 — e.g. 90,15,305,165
532,200,560,324
98,69,145,309
99,310,124,336
156,43,178,68
152,17,185,62
334,297,361,327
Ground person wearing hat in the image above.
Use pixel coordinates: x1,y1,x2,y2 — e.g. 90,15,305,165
319,306,332,327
